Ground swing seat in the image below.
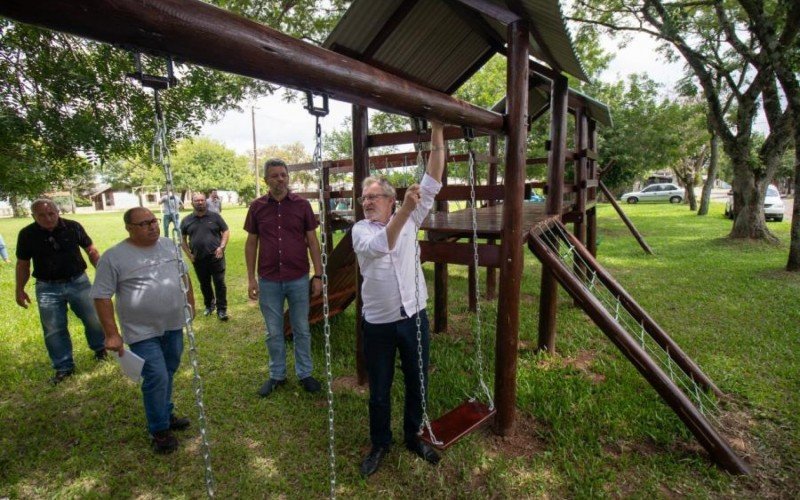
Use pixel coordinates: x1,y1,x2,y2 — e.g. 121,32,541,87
420,400,496,450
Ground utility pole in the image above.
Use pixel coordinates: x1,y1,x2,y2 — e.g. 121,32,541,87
252,106,260,198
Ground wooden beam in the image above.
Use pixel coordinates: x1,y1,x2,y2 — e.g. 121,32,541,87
419,241,500,267
396,185,505,201
352,104,369,385
368,126,491,148
451,0,522,24
486,134,499,300
506,0,562,75
445,47,498,95
0,0,504,134
537,74,569,354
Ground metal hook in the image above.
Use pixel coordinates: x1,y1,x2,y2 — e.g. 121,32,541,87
305,92,329,117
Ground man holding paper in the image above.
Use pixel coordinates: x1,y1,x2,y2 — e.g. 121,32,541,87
92,207,195,454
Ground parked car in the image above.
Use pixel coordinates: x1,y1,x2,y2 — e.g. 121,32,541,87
724,184,784,222
620,183,683,204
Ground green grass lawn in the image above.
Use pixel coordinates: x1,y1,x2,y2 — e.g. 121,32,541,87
0,202,797,498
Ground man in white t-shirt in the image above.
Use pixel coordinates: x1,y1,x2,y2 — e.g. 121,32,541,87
92,207,195,454
352,121,445,476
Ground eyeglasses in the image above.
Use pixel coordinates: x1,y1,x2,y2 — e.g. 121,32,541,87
357,194,390,204
129,218,159,228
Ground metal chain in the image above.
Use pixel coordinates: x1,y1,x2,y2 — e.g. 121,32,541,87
466,142,494,410
413,142,441,445
151,91,216,498
313,115,337,500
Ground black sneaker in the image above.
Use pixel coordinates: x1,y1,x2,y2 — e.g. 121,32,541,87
217,310,229,321
169,414,190,431
50,370,74,385
258,378,286,397
203,307,215,316
94,349,108,361
152,429,178,454
299,376,321,393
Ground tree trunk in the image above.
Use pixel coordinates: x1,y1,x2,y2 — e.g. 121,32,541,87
685,180,698,211
698,132,719,216
10,194,24,217
787,127,800,270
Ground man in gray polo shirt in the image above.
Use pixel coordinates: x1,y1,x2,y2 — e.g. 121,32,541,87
92,207,195,454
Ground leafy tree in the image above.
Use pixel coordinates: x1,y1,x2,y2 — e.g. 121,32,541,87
0,1,349,214
169,137,251,194
570,0,800,264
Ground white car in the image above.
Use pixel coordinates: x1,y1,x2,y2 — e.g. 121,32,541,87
725,184,784,222
620,183,683,204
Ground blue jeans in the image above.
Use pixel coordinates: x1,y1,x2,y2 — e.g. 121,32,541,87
362,309,430,447
129,329,184,434
258,276,313,380
34,273,106,372
163,213,180,238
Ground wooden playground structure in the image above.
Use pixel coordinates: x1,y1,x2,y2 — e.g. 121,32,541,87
1,0,750,476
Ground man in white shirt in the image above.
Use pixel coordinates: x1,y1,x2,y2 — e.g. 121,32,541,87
352,121,445,476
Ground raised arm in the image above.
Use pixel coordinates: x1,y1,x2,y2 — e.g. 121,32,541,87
426,121,445,183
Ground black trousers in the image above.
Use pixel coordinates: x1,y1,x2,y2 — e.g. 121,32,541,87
362,309,429,448
193,256,227,311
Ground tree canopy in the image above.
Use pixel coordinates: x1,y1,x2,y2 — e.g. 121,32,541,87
0,1,349,206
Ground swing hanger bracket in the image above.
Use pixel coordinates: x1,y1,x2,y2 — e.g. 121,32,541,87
412,117,428,136
126,52,177,90
462,126,475,142
304,92,329,117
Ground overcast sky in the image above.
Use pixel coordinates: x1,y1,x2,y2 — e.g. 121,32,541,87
200,34,684,156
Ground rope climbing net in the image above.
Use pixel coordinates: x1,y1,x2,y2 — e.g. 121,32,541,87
534,221,723,423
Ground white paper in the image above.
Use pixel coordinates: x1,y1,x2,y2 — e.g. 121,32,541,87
113,350,145,383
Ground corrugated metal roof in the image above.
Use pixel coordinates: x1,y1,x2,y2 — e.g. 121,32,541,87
323,0,590,97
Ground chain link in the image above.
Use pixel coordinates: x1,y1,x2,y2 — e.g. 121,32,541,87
313,115,337,500
152,91,216,498
466,143,494,410
413,142,441,445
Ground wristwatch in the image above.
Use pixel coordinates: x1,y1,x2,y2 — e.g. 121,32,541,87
312,275,322,280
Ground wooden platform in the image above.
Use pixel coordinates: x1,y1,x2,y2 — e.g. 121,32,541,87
421,202,560,239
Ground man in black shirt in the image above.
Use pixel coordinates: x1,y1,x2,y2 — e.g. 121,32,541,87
180,193,231,320
15,199,107,384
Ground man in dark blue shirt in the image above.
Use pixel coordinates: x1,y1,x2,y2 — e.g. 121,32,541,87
15,199,106,384
180,193,230,320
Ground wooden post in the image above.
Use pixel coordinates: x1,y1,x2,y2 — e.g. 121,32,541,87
486,134,498,300
599,181,655,255
574,108,588,247
352,104,369,385
537,75,569,353
322,167,333,255
587,120,598,256
494,20,528,436
434,152,449,334
468,146,478,313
